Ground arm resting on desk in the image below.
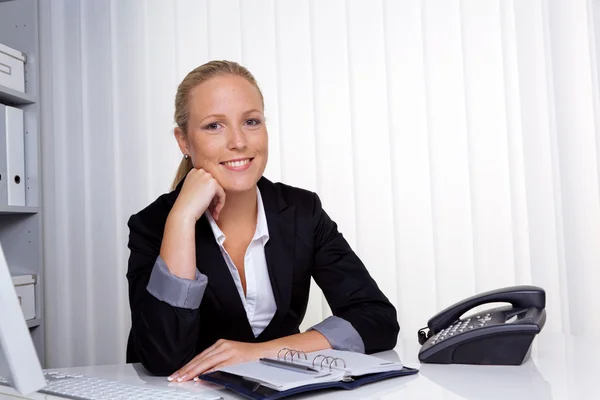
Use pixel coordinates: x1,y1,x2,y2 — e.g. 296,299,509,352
308,315,365,353
310,193,399,353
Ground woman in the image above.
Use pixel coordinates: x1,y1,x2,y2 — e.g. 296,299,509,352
125,60,399,382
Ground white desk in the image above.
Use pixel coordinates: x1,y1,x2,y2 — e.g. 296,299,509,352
0,333,595,399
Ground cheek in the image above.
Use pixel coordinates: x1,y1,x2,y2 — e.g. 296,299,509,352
251,130,269,153
190,137,221,166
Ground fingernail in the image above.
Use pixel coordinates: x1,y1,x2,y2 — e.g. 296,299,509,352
177,374,187,382
168,372,179,382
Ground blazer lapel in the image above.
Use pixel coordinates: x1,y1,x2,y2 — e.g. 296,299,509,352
194,216,255,341
257,178,295,340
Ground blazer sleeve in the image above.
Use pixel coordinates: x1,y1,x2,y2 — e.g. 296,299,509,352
310,193,400,354
126,212,202,375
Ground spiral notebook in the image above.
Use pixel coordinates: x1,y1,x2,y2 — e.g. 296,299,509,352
200,348,419,400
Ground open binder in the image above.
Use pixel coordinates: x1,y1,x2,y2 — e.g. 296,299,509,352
199,348,419,400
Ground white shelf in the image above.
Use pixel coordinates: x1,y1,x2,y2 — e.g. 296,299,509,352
0,205,38,214
26,318,41,329
0,84,35,105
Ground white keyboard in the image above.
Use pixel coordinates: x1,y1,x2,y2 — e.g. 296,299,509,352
0,372,222,400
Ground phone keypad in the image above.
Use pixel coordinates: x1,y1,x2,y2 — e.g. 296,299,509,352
475,313,493,327
429,313,494,345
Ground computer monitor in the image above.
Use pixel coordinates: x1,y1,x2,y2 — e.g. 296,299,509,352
0,241,46,395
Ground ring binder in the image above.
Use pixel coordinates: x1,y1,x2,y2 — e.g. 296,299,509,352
332,357,346,369
292,350,307,361
280,348,348,372
201,347,419,399
276,348,288,360
320,356,334,370
277,348,308,362
277,348,306,361
312,354,326,368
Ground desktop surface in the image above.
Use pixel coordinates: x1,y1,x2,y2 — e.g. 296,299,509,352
0,332,594,399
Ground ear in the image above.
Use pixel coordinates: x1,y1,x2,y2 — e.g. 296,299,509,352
174,127,190,157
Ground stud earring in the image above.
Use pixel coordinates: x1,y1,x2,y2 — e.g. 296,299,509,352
184,154,189,159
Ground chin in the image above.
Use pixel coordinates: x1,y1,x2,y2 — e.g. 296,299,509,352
216,160,266,193
220,177,260,193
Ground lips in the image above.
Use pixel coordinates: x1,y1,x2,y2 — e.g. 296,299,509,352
221,158,252,167
220,157,254,171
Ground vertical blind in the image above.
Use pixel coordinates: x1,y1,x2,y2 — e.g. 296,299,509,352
38,0,600,368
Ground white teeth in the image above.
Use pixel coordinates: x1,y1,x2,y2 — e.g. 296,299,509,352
224,159,250,167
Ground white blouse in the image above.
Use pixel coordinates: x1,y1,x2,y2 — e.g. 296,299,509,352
204,187,276,337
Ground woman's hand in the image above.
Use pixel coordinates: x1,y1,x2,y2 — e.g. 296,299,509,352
168,340,272,382
160,168,225,279
167,331,331,382
172,168,226,221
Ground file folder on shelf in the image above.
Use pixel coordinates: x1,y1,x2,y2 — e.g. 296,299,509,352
0,105,6,205
0,104,25,206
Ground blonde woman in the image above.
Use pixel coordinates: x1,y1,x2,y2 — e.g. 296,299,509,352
125,60,399,382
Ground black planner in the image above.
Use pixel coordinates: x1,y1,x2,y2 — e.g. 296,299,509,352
199,348,419,400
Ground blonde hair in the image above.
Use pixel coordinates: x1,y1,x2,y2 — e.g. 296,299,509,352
171,60,264,190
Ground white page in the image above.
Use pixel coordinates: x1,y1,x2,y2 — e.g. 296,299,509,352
218,360,345,391
296,349,403,376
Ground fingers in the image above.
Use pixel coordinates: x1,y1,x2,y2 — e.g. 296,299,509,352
212,185,226,221
176,350,231,382
197,361,229,378
169,339,227,382
197,339,225,360
168,355,198,382
207,196,218,219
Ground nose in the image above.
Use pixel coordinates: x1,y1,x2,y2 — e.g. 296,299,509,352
227,125,248,151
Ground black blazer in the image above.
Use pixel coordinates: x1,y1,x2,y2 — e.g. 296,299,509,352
125,177,399,375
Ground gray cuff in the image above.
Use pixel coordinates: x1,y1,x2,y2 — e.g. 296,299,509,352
308,316,365,353
146,256,207,309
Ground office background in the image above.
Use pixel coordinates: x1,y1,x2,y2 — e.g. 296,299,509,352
36,0,600,368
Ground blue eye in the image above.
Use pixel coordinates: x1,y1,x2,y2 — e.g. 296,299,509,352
245,119,260,126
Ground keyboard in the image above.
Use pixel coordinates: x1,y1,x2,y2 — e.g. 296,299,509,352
0,372,222,400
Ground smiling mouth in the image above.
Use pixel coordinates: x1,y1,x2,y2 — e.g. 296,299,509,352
221,158,254,168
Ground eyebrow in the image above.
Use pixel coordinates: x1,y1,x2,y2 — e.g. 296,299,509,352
200,113,226,122
199,109,263,123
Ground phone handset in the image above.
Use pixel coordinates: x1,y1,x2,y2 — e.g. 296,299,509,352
425,285,545,336
417,285,547,364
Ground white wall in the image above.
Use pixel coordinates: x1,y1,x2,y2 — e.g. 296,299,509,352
38,0,600,368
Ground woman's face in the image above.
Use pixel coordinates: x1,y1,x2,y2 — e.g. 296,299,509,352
176,74,268,193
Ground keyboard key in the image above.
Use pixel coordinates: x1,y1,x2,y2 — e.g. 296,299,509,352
35,372,222,400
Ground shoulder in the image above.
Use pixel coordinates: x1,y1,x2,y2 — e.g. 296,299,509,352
274,182,317,206
258,177,321,214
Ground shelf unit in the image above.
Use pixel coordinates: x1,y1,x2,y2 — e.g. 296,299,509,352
0,83,36,105
0,205,38,214
0,0,44,366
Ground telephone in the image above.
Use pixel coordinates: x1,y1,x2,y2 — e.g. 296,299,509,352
417,285,546,365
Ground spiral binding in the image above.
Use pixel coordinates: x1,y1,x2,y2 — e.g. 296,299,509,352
277,348,308,362
276,348,347,371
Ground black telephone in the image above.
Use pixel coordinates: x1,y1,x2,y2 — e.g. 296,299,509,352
417,285,546,365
